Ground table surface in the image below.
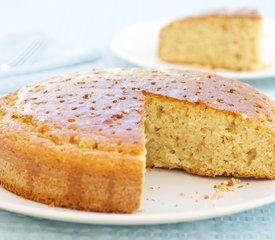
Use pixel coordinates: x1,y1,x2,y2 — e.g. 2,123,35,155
1,0,275,239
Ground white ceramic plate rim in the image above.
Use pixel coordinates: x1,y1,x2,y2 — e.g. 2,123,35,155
111,19,275,80
0,186,274,225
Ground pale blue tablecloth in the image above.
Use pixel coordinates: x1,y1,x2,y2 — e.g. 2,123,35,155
0,0,275,239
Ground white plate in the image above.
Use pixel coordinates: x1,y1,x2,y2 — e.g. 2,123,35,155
111,19,275,80
1,168,275,225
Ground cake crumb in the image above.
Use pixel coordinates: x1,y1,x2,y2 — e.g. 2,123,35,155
146,167,153,172
178,192,185,197
211,178,241,200
227,178,241,187
214,178,241,192
212,190,223,200
203,194,209,199
175,204,178,207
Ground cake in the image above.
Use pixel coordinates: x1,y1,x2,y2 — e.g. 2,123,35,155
0,68,274,213
158,7,262,71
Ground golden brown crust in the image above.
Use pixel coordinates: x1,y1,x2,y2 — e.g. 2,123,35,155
1,68,273,133
0,68,274,212
0,113,144,213
161,7,261,34
188,7,261,19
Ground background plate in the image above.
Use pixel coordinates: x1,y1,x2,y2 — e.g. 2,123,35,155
1,168,275,225
111,19,275,80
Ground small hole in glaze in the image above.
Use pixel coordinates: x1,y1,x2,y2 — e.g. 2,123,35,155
68,118,76,123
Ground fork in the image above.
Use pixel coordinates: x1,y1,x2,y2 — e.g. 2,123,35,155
0,38,47,72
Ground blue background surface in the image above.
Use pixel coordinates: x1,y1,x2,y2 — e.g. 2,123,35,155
0,0,275,239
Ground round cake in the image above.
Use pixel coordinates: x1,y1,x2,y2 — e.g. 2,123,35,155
0,68,274,213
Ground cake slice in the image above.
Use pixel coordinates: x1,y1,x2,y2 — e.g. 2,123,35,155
158,7,262,70
0,69,274,213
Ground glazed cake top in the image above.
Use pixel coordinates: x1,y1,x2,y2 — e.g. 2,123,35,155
0,69,274,155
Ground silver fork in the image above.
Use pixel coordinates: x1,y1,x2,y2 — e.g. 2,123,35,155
0,38,47,71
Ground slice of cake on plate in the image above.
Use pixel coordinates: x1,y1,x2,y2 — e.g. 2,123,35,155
158,7,262,71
